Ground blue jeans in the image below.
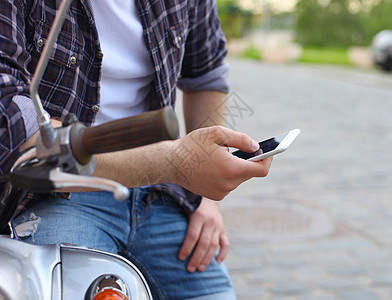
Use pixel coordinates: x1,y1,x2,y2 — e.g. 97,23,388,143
13,188,236,300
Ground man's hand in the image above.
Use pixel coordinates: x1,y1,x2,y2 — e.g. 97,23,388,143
178,198,229,272
170,126,273,200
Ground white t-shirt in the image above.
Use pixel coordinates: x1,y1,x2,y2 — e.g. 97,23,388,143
91,0,155,125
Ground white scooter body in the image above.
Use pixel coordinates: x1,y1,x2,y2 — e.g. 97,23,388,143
0,235,152,299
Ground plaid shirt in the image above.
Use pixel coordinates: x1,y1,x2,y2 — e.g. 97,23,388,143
0,0,229,212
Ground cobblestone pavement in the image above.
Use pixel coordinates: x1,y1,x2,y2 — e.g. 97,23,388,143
215,58,392,300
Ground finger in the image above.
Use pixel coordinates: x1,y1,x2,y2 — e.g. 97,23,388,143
212,127,259,153
235,156,274,179
179,218,203,261
187,225,213,272
198,230,221,272
247,156,273,177
216,233,230,264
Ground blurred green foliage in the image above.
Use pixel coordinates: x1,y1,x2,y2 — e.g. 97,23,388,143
240,45,263,60
298,47,351,65
360,0,392,42
217,0,261,39
295,0,392,47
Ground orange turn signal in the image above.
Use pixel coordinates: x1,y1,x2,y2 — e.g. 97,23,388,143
92,289,128,300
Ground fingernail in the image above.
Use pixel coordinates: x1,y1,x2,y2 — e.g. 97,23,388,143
252,140,259,151
188,265,196,273
198,265,206,272
179,254,186,261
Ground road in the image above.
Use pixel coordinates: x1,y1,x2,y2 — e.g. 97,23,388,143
202,58,392,300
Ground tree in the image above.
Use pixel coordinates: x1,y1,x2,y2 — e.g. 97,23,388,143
360,0,392,43
295,0,365,47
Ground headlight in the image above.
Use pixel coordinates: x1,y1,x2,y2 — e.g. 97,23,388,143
86,275,129,300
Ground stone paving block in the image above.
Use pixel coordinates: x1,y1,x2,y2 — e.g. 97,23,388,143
272,293,338,300
230,245,269,257
237,296,268,300
234,285,267,299
293,268,329,282
327,265,367,276
319,278,363,291
384,288,392,299
368,274,392,286
316,238,375,251
307,295,339,300
265,257,306,268
303,251,354,266
351,248,392,261
370,263,392,274
269,281,308,296
245,268,294,283
225,259,265,272
267,242,320,255
338,290,382,300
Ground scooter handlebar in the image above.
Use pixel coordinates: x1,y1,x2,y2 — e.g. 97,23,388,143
70,106,179,165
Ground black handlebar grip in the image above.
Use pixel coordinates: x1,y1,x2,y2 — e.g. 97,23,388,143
70,106,179,165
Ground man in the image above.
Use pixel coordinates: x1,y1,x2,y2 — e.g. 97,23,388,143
0,0,272,299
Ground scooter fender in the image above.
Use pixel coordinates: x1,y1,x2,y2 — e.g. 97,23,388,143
60,244,152,299
0,235,152,300
0,235,61,300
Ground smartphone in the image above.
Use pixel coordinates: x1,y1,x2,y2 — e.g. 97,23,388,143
232,129,300,161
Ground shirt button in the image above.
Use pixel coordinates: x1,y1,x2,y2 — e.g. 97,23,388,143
177,36,183,44
69,55,77,65
91,105,100,113
37,38,44,48
96,51,104,59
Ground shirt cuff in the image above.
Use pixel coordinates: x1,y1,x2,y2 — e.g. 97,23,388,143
178,63,230,93
12,95,40,140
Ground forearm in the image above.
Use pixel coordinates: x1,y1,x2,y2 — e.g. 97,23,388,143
93,140,177,188
183,90,226,133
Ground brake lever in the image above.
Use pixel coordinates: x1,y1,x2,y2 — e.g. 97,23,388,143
9,149,129,201
49,169,129,201
10,118,127,200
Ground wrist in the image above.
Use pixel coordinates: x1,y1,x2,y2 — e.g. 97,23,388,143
164,138,191,186
202,197,221,206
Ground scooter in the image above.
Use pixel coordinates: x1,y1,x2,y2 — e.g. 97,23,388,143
0,0,180,298
0,105,178,300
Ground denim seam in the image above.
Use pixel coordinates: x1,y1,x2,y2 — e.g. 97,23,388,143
123,188,168,300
